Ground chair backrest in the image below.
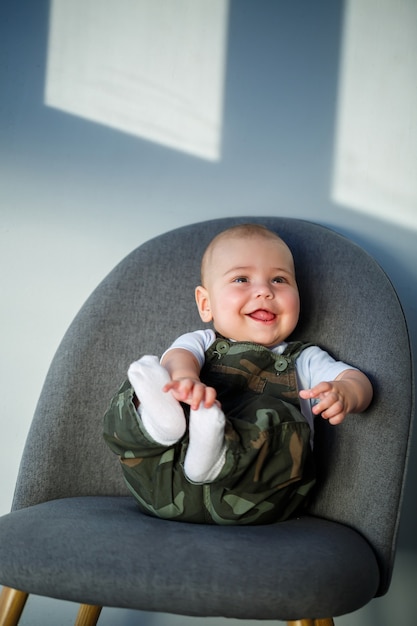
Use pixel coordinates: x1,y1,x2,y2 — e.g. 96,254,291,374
12,217,414,596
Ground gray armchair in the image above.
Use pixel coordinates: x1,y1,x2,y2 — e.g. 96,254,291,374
0,218,413,626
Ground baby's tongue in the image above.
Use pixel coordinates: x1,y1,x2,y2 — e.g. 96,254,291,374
250,309,275,321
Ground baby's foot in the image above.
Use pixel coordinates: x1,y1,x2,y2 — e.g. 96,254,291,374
128,355,186,445
184,403,226,483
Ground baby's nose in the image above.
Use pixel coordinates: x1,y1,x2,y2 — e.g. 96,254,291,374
256,283,274,298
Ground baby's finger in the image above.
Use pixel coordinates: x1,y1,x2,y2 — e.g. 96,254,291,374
190,384,206,410
203,386,217,408
299,382,331,400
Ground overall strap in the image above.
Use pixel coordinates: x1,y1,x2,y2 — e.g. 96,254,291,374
206,334,312,373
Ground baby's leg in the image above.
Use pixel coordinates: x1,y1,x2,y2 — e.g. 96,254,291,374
184,403,227,483
128,355,186,445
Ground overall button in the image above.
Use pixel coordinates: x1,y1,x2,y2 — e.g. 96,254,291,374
215,340,230,355
274,356,288,372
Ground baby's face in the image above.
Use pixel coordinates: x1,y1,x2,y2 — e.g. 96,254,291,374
195,235,300,348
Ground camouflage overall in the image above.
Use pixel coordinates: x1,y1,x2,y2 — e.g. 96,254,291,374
103,338,316,525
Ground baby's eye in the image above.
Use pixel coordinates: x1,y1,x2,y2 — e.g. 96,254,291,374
272,276,286,284
233,276,248,283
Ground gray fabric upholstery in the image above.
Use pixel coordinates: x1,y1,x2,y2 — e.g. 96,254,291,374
0,497,379,620
0,218,413,619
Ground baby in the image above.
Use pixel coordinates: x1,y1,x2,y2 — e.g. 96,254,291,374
103,224,373,524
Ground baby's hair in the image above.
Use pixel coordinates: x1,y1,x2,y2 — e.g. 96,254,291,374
200,223,288,285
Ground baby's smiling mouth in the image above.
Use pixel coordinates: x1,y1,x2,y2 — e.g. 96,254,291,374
248,309,276,322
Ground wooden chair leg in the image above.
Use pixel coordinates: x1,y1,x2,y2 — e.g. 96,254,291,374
0,587,29,626
74,604,102,626
287,617,334,626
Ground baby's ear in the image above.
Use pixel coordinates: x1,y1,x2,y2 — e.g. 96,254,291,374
195,285,213,322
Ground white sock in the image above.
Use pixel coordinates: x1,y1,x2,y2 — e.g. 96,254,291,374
127,355,186,445
184,403,227,483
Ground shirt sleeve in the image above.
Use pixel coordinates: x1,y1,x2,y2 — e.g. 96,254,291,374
295,346,358,440
161,329,216,368
296,345,358,391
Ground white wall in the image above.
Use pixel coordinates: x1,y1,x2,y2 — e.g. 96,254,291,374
1,1,416,624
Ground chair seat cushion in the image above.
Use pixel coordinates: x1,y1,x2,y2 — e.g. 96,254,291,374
0,496,379,620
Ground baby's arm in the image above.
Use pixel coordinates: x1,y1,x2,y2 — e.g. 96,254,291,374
299,369,373,425
161,348,217,410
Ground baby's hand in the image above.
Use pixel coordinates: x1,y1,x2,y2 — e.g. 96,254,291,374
299,381,350,425
163,378,217,411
